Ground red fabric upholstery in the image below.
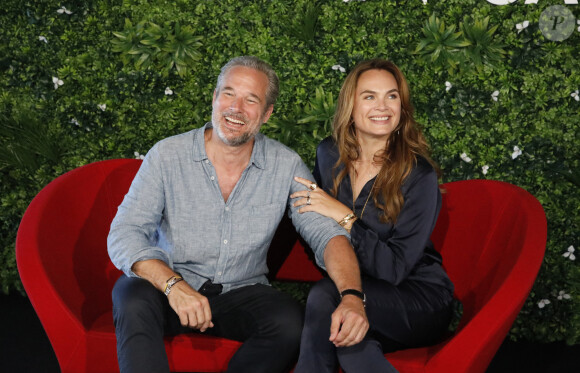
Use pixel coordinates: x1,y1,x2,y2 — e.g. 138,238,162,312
16,159,546,373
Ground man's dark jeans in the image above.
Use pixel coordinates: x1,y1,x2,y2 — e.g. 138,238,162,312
112,276,303,373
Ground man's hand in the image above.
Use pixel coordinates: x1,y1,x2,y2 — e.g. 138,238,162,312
131,259,214,332
167,281,214,332
322,236,369,347
329,295,369,347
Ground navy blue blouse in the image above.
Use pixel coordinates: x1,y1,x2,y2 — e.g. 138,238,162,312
313,137,453,291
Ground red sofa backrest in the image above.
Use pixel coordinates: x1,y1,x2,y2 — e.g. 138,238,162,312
431,180,545,329
19,159,140,329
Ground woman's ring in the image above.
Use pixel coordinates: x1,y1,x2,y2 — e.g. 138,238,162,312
309,183,318,191
306,196,312,205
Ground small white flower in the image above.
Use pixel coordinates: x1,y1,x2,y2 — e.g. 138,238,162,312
571,90,579,101
70,118,79,126
482,165,489,175
52,76,64,89
98,103,106,111
491,90,500,101
332,64,346,73
57,6,72,15
460,152,472,163
563,245,576,261
39,36,48,43
557,291,571,300
511,146,522,160
165,87,173,95
422,0,428,4
516,20,530,33
445,81,452,92
524,1,538,4
537,299,551,309
134,151,146,160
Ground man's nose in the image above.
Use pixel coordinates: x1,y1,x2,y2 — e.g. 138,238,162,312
229,97,243,111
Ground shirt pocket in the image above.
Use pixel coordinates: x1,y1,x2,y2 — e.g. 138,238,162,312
233,202,285,250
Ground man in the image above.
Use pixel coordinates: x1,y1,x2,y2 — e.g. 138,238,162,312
108,56,368,373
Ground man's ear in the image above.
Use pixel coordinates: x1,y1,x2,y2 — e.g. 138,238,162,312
262,104,274,123
212,89,217,104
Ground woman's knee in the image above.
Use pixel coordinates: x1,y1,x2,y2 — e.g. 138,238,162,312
305,278,339,314
338,339,397,373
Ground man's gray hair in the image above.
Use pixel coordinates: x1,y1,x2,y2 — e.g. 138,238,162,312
216,56,279,108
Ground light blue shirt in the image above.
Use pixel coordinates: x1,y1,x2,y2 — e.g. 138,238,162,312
108,123,347,293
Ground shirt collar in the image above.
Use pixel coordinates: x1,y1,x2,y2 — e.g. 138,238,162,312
192,122,266,170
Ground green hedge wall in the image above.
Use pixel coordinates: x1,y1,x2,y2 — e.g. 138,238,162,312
1,0,578,344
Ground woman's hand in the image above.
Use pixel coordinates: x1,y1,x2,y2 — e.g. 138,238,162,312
291,177,353,224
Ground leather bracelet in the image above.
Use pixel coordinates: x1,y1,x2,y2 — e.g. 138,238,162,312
164,275,183,296
340,289,366,307
338,213,356,227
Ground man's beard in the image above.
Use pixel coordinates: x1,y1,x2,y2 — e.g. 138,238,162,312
211,111,262,147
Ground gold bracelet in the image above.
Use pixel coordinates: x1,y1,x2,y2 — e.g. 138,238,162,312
338,213,356,227
164,275,183,296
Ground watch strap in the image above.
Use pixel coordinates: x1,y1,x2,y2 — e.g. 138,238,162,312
340,289,366,306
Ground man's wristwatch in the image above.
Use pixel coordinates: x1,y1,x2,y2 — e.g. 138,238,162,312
340,289,366,307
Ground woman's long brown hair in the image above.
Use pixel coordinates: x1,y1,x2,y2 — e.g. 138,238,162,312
331,59,439,224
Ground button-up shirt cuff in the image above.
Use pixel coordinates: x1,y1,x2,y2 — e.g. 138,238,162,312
123,250,171,279
313,230,350,271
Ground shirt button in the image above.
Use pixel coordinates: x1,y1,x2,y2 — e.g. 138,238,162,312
210,176,215,181
205,160,209,164
217,271,222,276
223,239,228,244
225,206,230,211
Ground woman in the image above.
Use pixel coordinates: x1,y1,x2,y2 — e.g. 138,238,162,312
291,59,455,373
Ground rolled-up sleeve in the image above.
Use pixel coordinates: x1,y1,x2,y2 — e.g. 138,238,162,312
107,144,171,277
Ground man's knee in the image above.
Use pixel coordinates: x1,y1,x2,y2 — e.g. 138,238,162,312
112,276,164,326
264,295,304,344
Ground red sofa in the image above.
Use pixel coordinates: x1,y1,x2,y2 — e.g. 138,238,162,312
16,158,547,372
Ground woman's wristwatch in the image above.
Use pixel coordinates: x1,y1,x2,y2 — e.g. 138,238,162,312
340,289,366,307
